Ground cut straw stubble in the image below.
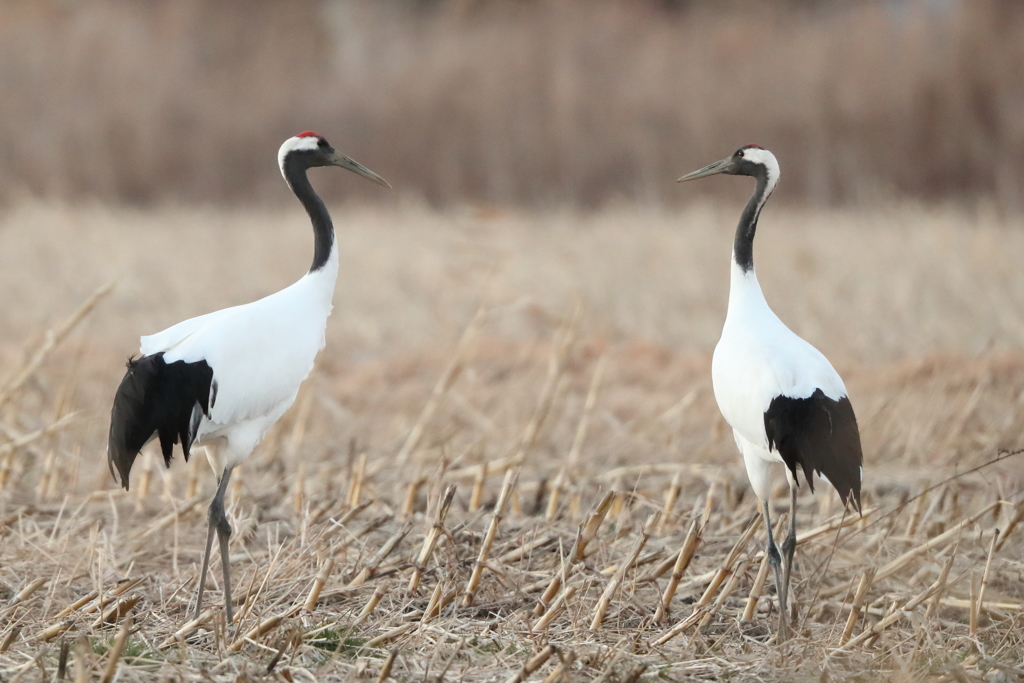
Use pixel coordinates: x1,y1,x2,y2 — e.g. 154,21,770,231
408,484,457,593
591,511,659,630
654,517,702,623
839,567,876,645
652,514,760,646
503,645,557,683
463,468,518,607
534,490,615,617
348,521,412,587
548,353,607,521
839,570,970,650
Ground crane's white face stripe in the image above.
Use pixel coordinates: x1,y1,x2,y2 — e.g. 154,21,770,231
743,147,781,197
278,135,323,177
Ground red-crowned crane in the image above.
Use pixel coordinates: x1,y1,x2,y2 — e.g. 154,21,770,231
678,145,862,641
107,133,389,623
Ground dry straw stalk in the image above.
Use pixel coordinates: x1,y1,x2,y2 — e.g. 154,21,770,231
408,484,457,593
504,645,557,683
591,511,659,630
535,490,615,617
463,468,518,607
655,518,702,623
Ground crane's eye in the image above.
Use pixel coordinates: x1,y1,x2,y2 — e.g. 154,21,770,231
736,150,745,158
318,138,329,148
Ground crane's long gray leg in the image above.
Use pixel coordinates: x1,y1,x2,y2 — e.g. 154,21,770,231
194,465,235,623
780,484,798,625
761,499,790,642
195,517,216,621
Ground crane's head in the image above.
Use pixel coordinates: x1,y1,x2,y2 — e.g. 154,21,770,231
677,145,779,191
278,132,391,188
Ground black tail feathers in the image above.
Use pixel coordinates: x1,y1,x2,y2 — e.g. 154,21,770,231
107,353,213,490
764,389,863,512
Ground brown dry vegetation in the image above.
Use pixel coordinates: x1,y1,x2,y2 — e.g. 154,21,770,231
1,0,1023,208
0,202,1023,681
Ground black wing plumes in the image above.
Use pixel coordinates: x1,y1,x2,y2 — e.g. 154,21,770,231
764,389,863,511
107,353,214,490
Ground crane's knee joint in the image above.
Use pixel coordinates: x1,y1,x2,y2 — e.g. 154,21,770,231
208,497,228,526
767,543,782,568
216,517,232,538
781,535,796,558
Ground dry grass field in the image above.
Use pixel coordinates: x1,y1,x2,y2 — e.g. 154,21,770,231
1,201,1024,682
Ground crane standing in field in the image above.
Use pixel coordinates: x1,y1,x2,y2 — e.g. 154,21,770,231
678,145,862,641
107,133,389,623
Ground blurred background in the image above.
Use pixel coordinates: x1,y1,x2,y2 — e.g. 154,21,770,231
1,0,1022,209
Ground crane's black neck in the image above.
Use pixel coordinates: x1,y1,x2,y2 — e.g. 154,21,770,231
733,171,772,273
283,155,334,273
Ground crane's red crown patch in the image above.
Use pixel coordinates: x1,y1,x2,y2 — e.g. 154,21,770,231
744,143,764,149
297,131,320,138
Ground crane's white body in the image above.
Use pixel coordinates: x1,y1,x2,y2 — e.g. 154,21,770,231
711,259,847,502
140,246,337,473
680,145,861,640
108,132,388,625
126,134,360,477
699,146,850,503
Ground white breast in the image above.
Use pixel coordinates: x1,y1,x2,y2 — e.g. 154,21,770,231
712,260,847,450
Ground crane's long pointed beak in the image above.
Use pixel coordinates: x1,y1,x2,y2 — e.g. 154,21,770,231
677,157,733,183
329,153,392,189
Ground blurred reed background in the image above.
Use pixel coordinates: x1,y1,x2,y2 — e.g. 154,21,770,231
0,0,1021,209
